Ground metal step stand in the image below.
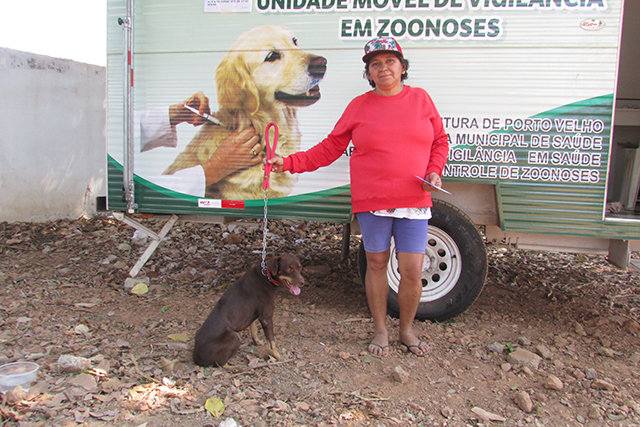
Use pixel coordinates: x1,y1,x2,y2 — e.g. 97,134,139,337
113,212,179,278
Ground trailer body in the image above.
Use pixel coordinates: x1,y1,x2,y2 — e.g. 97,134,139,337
106,0,640,318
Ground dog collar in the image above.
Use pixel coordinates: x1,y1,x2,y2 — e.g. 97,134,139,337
264,268,281,286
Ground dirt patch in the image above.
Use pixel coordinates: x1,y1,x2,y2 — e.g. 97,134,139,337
1,216,639,426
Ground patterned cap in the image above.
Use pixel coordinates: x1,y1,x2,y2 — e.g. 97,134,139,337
362,36,404,62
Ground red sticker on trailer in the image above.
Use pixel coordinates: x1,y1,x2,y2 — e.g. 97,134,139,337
198,199,245,209
221,200,245,209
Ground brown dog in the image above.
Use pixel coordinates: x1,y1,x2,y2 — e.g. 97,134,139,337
193,254,304,367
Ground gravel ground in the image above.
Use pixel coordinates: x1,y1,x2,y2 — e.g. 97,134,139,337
1,215,639,426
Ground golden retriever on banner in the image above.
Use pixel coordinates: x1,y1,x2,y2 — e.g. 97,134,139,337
163,25,327,200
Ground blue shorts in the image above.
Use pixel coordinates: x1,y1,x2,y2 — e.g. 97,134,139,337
356,212,429,254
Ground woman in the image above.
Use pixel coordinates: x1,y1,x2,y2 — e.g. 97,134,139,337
268,37,449,357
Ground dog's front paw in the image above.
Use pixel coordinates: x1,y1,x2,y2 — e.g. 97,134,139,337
269,347,283,360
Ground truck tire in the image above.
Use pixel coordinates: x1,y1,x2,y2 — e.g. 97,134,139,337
357,199,487,321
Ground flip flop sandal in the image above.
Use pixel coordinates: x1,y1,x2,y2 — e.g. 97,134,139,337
368,342,390,357
402,339,430,357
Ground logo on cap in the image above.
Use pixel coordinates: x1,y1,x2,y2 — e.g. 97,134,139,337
362,37,404,62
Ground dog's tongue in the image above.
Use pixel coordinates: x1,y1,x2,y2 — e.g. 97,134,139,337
284,280,301,296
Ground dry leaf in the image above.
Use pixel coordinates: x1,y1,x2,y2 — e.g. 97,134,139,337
75,302,99,308
205,397,225,417
160,358,180,371
130,283,149,295
247,356,262,369
167,333,190,342
69,373,98,392
74,324,91,336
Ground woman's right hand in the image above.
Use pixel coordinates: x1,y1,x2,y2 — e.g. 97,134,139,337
266,155,285,173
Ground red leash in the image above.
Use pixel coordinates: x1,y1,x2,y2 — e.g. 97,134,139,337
263,122,278,190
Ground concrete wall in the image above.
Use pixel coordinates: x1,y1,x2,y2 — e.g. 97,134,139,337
0,48,106,222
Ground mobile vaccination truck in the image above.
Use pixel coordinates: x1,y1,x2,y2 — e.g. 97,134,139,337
106,0,640,320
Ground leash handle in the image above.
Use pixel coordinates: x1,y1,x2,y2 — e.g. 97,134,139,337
263,122,279,190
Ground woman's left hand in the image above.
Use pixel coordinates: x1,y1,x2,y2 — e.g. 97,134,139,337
422,172,442,192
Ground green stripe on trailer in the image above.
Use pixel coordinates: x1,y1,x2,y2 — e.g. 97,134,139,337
107,156,352,221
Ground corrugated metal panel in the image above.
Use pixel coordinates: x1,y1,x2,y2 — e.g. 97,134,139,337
497,181,640,240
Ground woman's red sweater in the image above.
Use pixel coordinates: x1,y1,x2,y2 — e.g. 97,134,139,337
282,86,449,214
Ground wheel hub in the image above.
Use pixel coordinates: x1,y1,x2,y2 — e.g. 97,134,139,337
387,226,463,302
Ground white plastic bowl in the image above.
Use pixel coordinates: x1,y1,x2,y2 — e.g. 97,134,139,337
0,361,40,392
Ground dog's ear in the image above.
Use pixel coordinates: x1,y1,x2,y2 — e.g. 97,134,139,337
216,53,260,115
266,256,281,275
